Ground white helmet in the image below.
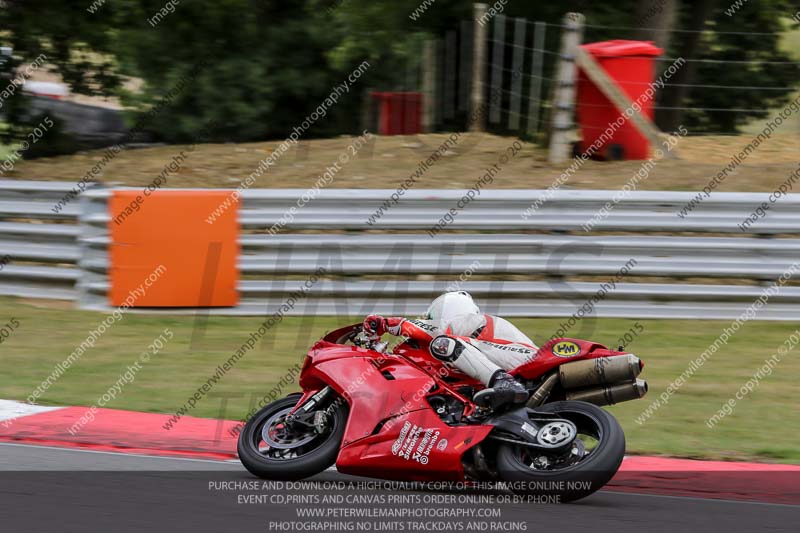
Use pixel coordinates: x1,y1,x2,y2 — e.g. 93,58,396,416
425,291,480,323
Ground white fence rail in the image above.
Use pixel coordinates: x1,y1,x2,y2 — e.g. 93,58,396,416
2,180,800,320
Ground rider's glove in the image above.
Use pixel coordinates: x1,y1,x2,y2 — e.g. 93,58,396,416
363,316,405,339
363,315,388,339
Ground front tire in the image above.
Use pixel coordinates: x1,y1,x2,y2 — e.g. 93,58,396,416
237,393,348,480
494,401,625,502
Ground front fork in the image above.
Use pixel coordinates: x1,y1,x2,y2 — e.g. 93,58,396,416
296,386,333,413
285,386,334,433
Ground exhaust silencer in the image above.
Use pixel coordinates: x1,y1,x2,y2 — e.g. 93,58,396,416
559,354,643,389
565,379,648,406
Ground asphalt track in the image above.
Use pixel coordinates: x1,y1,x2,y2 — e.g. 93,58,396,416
2,443,798,533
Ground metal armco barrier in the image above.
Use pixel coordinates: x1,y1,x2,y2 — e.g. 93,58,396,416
0,180,84,301
3,179,800,320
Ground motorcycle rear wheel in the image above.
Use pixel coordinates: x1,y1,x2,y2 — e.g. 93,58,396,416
237,393,348,480
494,401,625,503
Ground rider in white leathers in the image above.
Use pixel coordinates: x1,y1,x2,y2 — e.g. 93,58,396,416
363,291,536,408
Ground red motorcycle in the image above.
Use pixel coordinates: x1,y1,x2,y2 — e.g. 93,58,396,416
238,324,647,502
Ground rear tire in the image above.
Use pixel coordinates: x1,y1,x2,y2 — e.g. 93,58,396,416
494,401,625,502
237,393,348,480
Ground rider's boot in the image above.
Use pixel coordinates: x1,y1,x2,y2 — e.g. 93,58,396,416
473,370,529,409
429,336,528,409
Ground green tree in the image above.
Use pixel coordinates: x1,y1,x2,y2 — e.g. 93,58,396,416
1,0,796,152
112,0,359,142
663,0,799,133
0,0,120,147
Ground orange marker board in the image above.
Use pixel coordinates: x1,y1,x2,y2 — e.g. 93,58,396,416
108,190,239,307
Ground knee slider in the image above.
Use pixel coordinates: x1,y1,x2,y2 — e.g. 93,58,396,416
429,335,463,362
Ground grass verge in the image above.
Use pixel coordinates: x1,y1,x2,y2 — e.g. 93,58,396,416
1,296,798,463
6,131,799,193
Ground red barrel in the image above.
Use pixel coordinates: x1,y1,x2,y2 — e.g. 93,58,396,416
371,92,422,135
576,40,663,160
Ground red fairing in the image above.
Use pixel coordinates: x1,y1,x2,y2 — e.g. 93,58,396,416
299,326,489,480
297,325,631,483
302,351,436,447
510,337,623,380
336,410,491,481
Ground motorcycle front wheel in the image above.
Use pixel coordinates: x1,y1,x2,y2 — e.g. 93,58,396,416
494,400,625,503
237,392,348,480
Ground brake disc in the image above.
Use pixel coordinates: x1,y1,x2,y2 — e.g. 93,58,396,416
261,407,318,450
535,420,577,448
